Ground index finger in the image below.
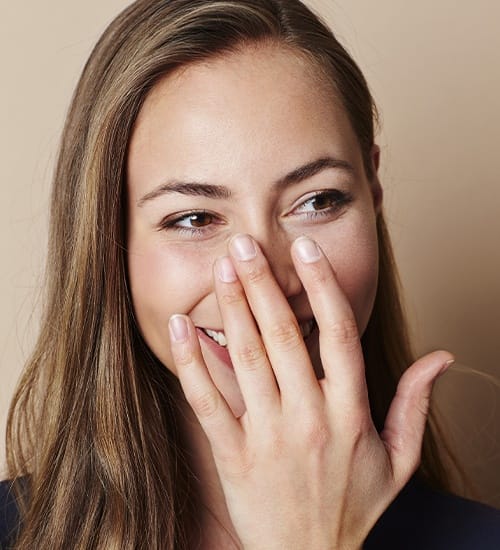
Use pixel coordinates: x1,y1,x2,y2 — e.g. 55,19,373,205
291,236,369,411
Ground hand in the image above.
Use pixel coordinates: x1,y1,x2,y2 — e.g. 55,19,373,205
168,234,453,550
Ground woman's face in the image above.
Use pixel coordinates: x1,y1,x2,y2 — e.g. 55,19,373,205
127,46,382,416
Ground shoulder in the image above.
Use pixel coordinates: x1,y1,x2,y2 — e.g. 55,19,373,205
0,479,22,549
364,476,500,549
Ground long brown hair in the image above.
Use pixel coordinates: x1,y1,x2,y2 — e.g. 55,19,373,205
7,0,458,547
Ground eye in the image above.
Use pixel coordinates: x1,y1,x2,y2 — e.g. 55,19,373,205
292,189,353,218
175,212,214,228
158,210,221,235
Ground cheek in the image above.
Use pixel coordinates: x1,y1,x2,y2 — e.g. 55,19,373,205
127,240,213,371
318,217,379,334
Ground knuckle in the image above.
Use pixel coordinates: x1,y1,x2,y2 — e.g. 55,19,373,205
268,321,301,350
189,389,220,419
260,423,285,459
267,434,286,460
327,317,359,349
235,341,267,368
415,394,431,418
219,289,243,307
302,417,331,450
173,345,194,367
245,263,267,285
333,407,371,451
347,413,371,448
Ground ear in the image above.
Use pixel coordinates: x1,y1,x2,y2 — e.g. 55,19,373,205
369,144,383,214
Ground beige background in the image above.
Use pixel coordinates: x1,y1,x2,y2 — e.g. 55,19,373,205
1,1,499,506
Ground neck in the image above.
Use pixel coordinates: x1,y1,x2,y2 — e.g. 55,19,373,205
179,401,241,549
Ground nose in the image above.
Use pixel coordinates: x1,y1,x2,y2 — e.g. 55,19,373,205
243,231,303,300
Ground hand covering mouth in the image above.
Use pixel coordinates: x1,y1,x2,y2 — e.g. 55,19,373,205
199,318,316,348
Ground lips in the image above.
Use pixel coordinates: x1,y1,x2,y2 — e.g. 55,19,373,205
198,318,317,349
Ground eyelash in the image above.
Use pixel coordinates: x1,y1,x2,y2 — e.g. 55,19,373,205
159,209,221,236
158,189,353,236
291,189,353,219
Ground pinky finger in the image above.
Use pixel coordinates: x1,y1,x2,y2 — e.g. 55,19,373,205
169,314,244,458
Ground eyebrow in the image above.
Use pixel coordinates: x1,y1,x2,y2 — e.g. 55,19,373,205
137,156,354,206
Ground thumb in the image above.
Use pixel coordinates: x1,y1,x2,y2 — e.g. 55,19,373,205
380,350,454,485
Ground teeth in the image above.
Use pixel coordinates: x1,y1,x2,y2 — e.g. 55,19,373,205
202,319,315,347
300,319,315,338
204,328,228,347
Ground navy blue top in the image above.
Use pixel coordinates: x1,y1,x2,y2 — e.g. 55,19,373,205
364,477,500,549
0,480,21,549
1,476,499,548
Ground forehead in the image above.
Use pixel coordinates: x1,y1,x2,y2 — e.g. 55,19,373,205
127,45,363,193
142,44,334,116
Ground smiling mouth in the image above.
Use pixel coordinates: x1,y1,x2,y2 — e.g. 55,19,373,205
199,318,317,348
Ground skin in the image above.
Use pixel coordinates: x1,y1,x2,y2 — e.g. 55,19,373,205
127,45,452,548
127,46,381,416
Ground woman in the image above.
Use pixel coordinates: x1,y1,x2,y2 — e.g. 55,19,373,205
1,0,499,548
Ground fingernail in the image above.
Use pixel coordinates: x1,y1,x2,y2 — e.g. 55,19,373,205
440,358,455,374
230,234,257,261
216,256,238,283
169,315,189,343
294,236,321,263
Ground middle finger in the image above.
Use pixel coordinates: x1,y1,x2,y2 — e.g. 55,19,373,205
227,233,322,405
